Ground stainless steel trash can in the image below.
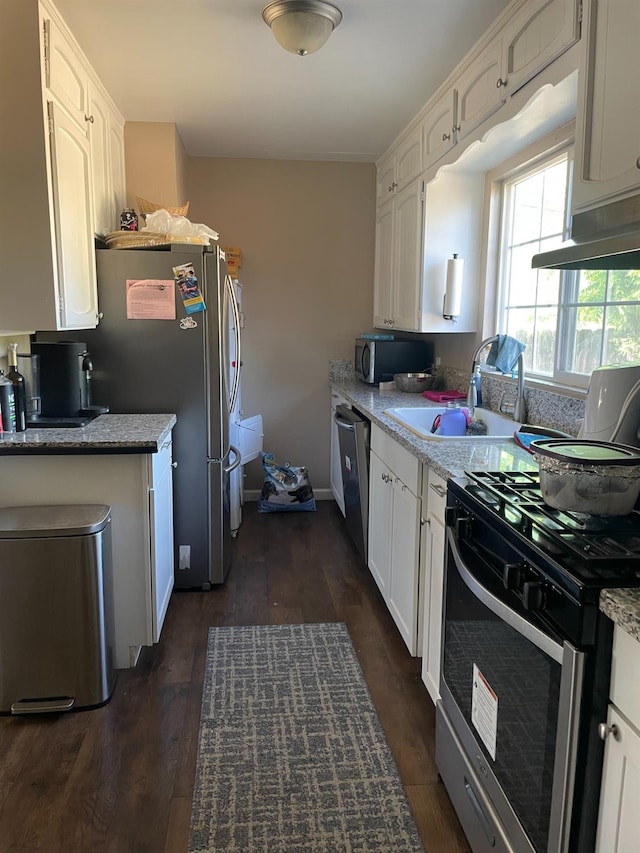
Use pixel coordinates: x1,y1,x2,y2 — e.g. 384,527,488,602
0,504,116,714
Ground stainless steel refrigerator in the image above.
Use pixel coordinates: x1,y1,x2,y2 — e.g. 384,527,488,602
82,244,241,589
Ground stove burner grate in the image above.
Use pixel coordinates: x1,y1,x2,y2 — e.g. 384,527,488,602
462,470,640,583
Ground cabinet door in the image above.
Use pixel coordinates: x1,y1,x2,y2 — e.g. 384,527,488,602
596,706,640,853
368,451,392,597
109,111,127,231
392,181,424,332
330,394,346,516
455,38,505,141
149,444,174,642
421,513,445,703
573,0,640,211
373,202,394,329
88,83,111,237
48,101,98,329
395,125,423,191
423,88,457,170
501,0,581,96
421,471,447,702
43,16,89,129
388,478,421,655
377,154,396,204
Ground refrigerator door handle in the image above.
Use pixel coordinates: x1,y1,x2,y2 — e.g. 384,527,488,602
225,444,242,474
226,274,241,416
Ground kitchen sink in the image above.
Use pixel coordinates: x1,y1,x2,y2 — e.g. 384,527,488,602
383,406,522,440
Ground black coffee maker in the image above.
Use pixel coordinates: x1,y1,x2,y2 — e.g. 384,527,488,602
29,341,109,427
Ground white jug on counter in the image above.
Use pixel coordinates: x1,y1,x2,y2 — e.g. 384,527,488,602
579,364,640,447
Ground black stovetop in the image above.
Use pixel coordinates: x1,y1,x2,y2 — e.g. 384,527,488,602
450,470,640,592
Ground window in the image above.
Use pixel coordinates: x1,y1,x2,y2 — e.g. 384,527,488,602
496,147,640,388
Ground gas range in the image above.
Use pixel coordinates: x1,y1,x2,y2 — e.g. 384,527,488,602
440,469,628,853
447,471,640,647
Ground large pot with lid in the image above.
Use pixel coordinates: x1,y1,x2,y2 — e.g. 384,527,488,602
532,439,640,516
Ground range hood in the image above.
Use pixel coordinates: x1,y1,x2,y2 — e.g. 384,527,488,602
532,194,640,270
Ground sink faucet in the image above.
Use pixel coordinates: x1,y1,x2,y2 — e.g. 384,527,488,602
467,335,527,423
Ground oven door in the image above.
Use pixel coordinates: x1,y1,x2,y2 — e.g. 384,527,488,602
439,530,585,853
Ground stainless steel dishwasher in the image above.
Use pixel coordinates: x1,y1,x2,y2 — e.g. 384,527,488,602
334,404,370,563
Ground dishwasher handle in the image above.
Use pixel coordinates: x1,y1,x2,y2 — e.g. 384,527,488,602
334,411,355,431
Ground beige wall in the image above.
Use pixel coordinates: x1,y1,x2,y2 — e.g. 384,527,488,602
124,122,190,211
187,157,375,492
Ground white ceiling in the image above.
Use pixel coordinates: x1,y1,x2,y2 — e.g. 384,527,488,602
54,0,512,162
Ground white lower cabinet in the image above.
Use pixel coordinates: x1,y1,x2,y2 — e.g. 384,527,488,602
330,390,348,516
0,440,174,669
420,468,447,703
368,425,422,654
596,626,640,852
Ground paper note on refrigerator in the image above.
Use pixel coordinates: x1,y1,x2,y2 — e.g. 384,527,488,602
126,280,176,320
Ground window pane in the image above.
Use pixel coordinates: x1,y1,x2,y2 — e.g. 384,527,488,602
531,307,558,375
576,270,607,303
609,269,640,303
511,173,543,244
540,159,568,236
568,306,603,375
603,304,640,364
537,268,560,306
508,244,540,305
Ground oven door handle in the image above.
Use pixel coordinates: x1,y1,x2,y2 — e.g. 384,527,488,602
447,530,564,664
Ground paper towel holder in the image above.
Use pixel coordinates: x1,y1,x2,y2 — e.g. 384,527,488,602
443,253,464,321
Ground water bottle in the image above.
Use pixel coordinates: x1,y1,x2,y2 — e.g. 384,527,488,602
438,403,467,436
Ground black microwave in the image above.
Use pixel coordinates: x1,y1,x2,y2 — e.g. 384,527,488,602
355,338,434,385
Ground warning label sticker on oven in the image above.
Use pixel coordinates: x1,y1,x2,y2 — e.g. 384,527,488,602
472,664,498,761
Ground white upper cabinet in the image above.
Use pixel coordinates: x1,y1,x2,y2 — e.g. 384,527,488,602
48,101,98,329
0,0,125,332
89,81,127,237
376,125,423,206
454,37,505,142
373,180,424,332
422,88,457,171
501,0,581,97
572,0,640,212
43,14,89,129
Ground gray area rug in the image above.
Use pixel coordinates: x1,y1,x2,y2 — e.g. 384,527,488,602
188,623,424,853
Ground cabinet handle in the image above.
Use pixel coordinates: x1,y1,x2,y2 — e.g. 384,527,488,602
430,482,446,498
452,124,460,134
171,461,177,468
388,181,398,192
161,440,171,450
598,722,619,741
496,77,507,88
442,132,451,141
84,114,95,123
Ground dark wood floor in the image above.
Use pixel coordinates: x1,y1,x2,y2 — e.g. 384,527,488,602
0,501,470,853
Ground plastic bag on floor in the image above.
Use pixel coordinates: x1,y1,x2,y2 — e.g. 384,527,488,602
257,452,317,513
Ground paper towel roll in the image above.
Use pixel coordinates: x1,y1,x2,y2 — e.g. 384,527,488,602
443,254,464,320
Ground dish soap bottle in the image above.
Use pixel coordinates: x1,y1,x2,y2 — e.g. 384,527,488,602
7,343,26,431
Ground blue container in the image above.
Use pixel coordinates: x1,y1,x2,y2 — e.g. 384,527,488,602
438,404,467,436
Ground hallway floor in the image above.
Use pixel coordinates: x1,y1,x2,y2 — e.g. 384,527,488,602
0,502,470,852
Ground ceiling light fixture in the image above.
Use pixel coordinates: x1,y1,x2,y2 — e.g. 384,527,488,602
262,0,342,56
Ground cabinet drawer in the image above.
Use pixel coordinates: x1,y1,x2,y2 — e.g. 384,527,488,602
371,425,420,493
610,626,640,729
427,470,447,521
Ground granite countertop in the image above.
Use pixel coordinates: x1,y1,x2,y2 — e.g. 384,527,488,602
0,414,177,455
330,377,536,480
331,377,640,641
600,589,640,644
